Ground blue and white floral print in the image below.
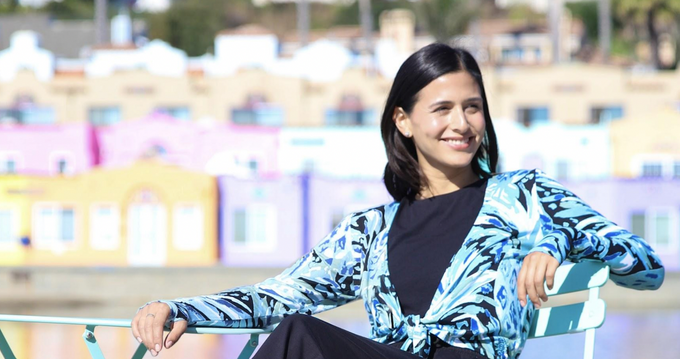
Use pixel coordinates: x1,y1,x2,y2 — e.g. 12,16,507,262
159,169,664,359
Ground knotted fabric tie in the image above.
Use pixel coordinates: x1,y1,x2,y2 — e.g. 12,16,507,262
395,314,432,358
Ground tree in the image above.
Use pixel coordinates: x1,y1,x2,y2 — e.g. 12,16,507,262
416,0,480,43
613,0,680,69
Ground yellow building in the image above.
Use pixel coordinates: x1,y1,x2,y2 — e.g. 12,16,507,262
0,161,217,266
610,108,680,178
0,175,32,265
3,61,680,127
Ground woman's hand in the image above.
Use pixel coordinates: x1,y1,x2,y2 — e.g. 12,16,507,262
132,302,187,357
517,252,560,308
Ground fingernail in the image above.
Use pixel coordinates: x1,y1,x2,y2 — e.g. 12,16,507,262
150,349,157,356
166,340,173,348
137,337,142,343
155,344,161,352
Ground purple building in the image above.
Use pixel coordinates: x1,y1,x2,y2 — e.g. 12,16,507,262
218,175,393,267
307,176,392,251
218,175,304,267
564,178,680,271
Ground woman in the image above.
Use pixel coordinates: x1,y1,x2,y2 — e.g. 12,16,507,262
132,44,664,359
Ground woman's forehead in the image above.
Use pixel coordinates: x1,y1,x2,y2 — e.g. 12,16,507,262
418,72,481,100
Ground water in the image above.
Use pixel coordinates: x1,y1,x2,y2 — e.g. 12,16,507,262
0,310,677,358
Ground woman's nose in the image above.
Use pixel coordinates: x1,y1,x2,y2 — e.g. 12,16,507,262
449,107,470,132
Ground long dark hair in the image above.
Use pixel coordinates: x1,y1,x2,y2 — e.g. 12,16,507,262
381,43,499,201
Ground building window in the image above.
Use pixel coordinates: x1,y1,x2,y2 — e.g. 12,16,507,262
33,204,77,247
58,159,68,174
330,209,346,231
0,152,21,174
501,48,524,63
590,106,624,124
173,204,204,251
49,151,75,176
631,213,646,238
0,107,55,125
517,107,549,127
155,107,191,121
325,94,375,126
4,159,16,174
88,106,121,127
233,209,247,244
231,94,284,126
556,160,570,181
232,107,284,126
641,162,663,178
630,209,679,253
232,204,277,250
325,109,376,126
90,204,120,250
0,209,17,244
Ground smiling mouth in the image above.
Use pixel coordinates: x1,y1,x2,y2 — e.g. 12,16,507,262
441,138,471,145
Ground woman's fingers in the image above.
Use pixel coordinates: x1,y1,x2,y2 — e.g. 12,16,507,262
533,258,548,305
518,252,560,308
133,302,173,356
524,260,539,308
143,311,157,355
131,308,143,343
517,258,528,307
165,320,188,349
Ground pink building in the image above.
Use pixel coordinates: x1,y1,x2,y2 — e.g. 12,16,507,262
96,113,280,177
0,123,98,175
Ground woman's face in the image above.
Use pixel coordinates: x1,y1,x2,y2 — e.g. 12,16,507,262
394,71,486,179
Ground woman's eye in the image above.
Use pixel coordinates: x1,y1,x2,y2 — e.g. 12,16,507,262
466,105,480,112
435,107,450,113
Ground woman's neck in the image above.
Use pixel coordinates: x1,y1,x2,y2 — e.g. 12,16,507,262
417,166,479,200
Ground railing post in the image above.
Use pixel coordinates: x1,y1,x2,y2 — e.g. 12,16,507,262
83,325,107,359
132,343,147,359
236,333,260,359
0,328,18,359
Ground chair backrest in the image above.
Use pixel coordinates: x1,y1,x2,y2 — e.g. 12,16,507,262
527,261,609,359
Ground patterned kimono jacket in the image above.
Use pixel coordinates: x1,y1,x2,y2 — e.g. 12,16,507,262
159,169,664,359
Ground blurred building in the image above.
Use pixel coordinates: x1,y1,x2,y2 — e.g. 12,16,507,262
0,161,218,266
279,127,386,178
494,120,611,181
566,178,680,272
610,108,680,179
96,113,281,177
219,176,304,267
0,123,97,176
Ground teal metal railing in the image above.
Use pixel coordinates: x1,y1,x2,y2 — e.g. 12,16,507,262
0,314,273,359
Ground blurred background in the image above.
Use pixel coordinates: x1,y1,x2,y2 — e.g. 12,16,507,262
0,0,678,358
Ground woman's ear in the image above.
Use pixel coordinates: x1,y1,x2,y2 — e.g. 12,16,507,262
393,107,412,138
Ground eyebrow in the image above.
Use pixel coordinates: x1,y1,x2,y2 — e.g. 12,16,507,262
428,97,484,109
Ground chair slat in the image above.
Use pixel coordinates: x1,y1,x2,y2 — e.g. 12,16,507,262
528,298,606,339
545,261,609,296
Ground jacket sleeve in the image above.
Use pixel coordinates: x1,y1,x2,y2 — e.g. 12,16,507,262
527,169,664,290
154,211,369,328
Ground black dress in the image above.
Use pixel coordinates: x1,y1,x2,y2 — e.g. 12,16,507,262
252,180,488,359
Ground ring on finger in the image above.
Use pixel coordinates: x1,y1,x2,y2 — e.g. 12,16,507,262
146,313,156,318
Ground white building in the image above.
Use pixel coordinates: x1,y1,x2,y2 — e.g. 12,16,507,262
494,120,611,181
279,127,387,179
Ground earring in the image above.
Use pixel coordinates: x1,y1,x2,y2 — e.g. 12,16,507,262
404,131,411,138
